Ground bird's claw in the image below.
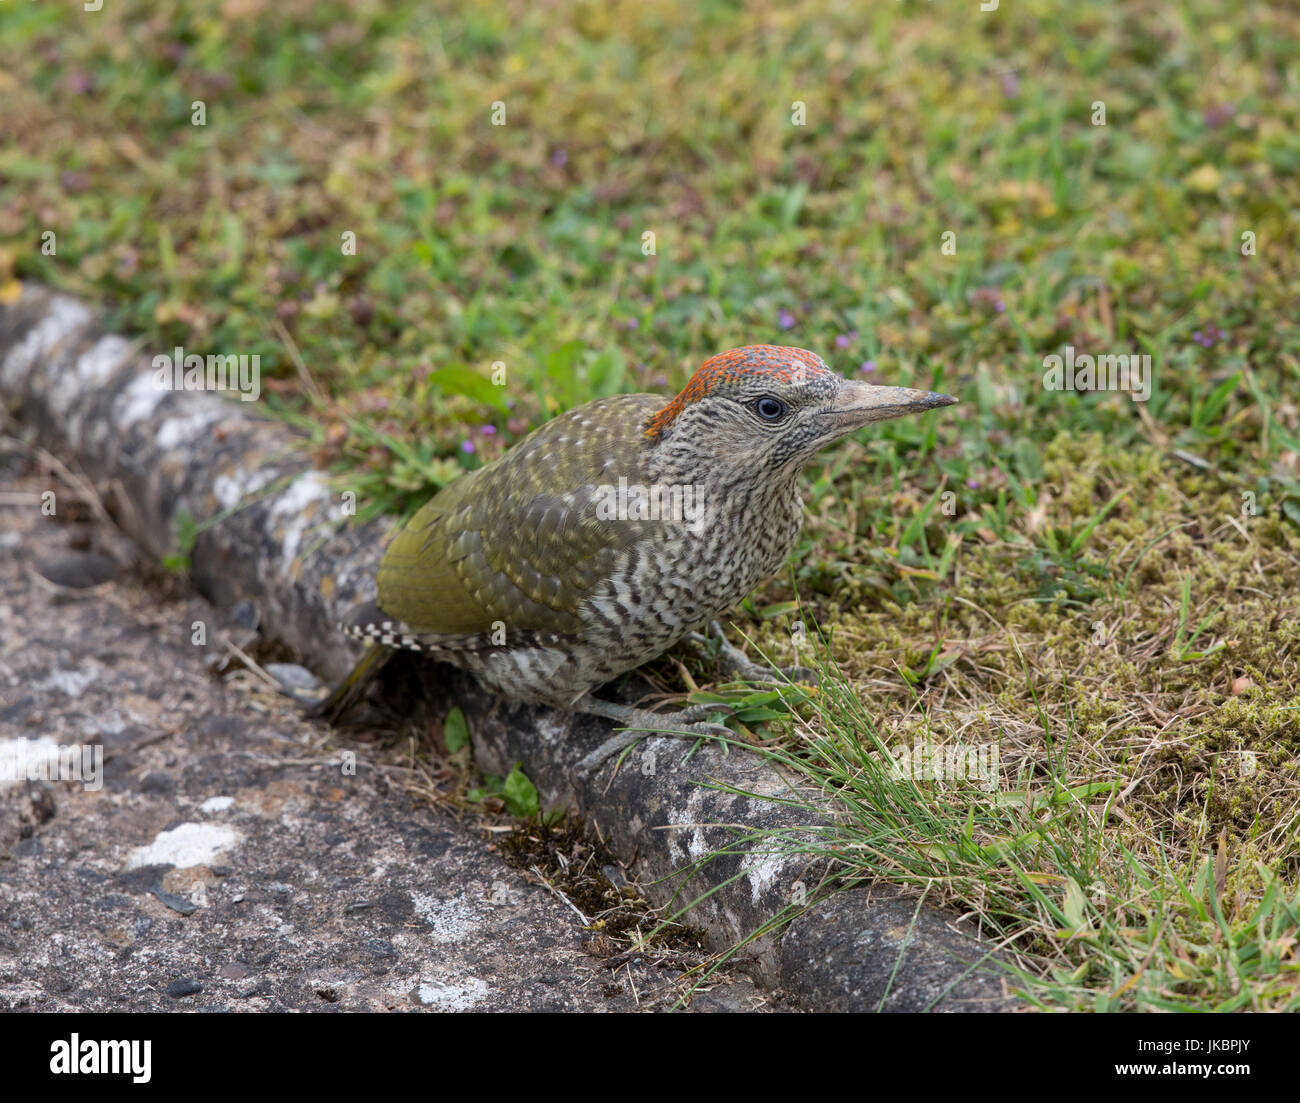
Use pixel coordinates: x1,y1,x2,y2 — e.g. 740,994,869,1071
690,620,819,687
572,704,734,778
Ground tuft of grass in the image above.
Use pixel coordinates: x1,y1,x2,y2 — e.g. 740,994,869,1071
677,629,1300,1011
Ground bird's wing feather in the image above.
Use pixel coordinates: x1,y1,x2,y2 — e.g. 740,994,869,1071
376,394,661,637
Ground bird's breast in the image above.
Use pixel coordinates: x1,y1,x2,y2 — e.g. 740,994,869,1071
580,476,804,644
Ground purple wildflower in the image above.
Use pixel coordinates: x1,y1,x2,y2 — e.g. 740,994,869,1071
1203,103,1235,129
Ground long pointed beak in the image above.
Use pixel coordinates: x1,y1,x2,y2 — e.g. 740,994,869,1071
823,380,958,433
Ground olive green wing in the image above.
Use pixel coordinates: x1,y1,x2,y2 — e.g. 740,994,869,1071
375,394,660,637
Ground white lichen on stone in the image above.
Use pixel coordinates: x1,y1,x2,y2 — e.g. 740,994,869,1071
738,848,794,906
156,407,222,451
113,370,166,428
667,788,714,868
84,711,127,738
44,335,130,422
0,295,92,389
536,713,569,746
212,465,280,511
268,470,331,565
38,666,99,697
411,892,484,944
200,796,235,813
125,822,241,869
76,335,134,385
415,978,489,1010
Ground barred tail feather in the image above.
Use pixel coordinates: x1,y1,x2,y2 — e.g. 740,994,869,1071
341,618,428,653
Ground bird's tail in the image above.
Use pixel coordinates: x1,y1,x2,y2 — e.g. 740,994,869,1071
302,640,393,722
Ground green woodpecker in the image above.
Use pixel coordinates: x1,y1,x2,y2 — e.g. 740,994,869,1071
311,345,956,769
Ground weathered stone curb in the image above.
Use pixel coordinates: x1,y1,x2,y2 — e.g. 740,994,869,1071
1,284,1019,1012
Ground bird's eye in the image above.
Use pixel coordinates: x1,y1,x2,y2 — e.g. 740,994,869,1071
754,396,787,421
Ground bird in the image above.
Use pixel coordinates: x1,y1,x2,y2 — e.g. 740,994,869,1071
309,344,956,770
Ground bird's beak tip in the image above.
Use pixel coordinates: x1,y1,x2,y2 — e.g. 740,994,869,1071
830,382,960,426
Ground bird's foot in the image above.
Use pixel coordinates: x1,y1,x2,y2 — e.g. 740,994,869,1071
572,696,733,776
689,620,819,686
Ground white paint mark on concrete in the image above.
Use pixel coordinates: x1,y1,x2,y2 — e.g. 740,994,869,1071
126,822,241,869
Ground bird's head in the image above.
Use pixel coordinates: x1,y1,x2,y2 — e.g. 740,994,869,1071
644,345,957,476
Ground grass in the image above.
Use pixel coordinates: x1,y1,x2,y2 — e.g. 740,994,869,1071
670,636,1300,1011
3,0,1299,1009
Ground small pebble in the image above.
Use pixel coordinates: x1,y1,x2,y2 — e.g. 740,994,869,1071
151,886,198,916
35,551,119,588
228,600,260,630
266,663,319,692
